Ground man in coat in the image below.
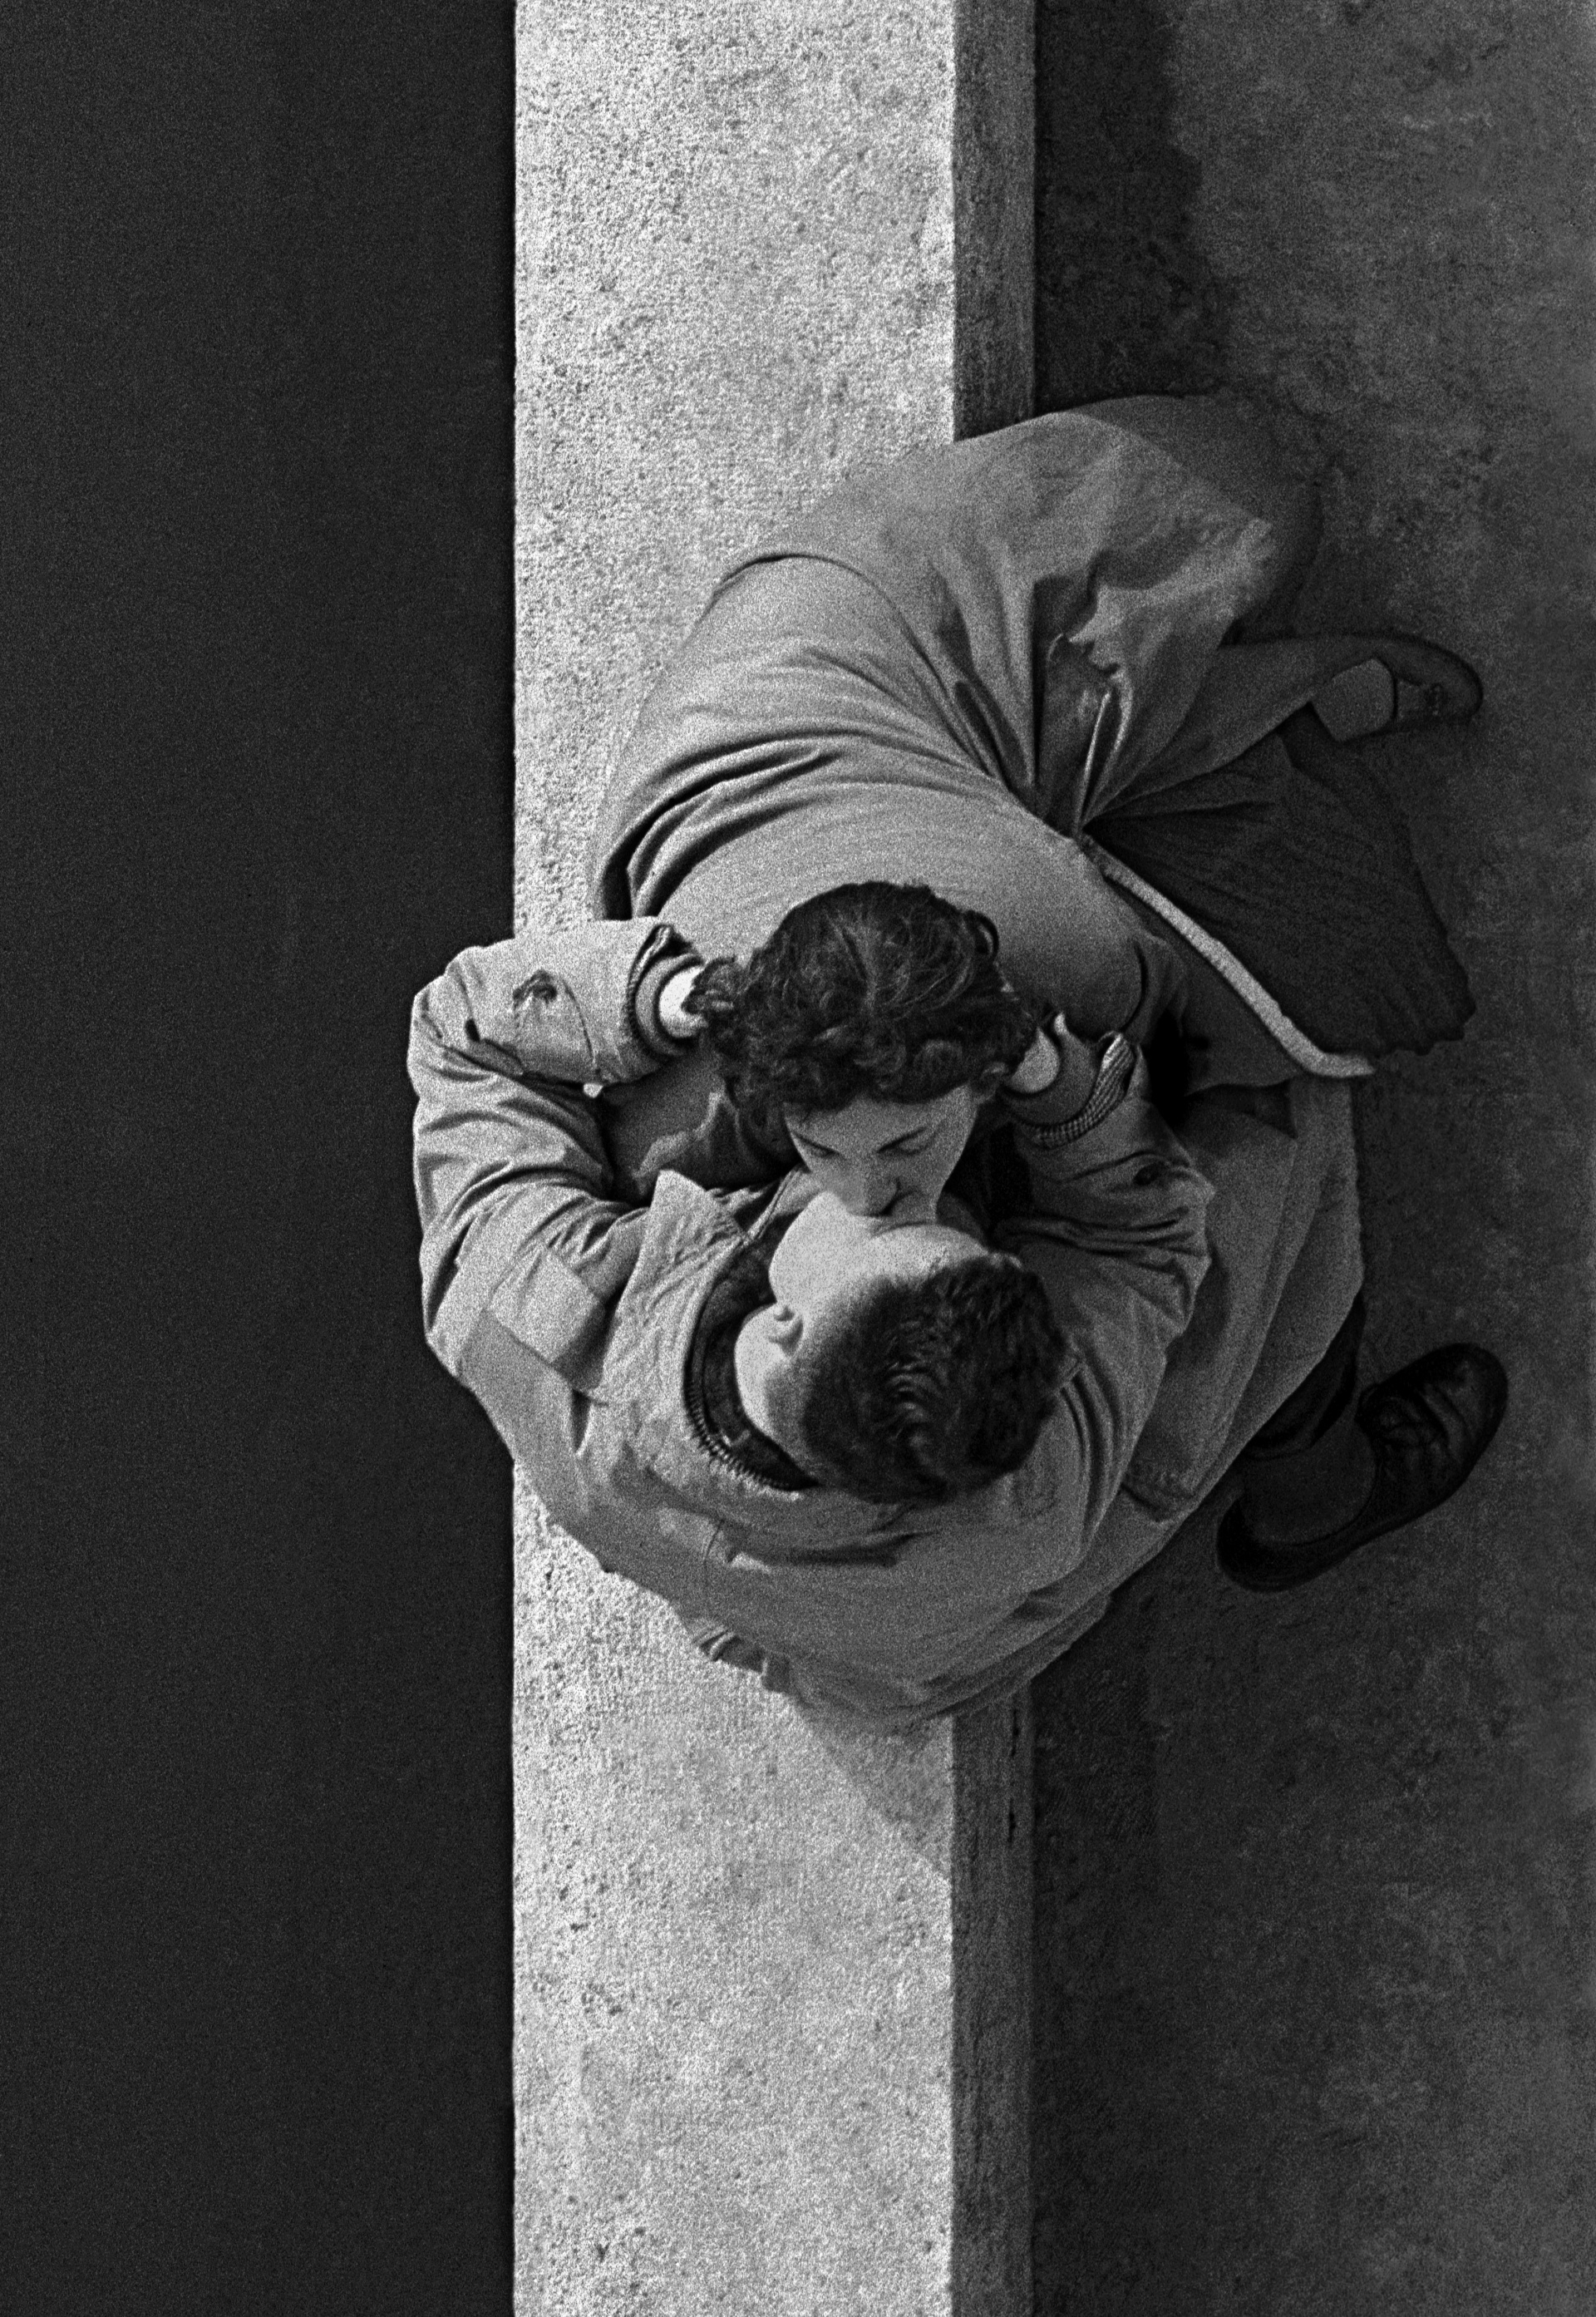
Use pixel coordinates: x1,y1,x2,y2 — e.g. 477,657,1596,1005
408,911,1495,1731
410,397,1505,1727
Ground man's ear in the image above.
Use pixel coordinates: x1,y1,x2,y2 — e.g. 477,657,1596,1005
734,1304,810,1451
741,1303,803,1363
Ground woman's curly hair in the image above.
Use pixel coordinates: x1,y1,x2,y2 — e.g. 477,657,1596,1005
683,881,1038,1138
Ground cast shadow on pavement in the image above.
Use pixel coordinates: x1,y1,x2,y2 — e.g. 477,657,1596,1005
1031,3,1596,2309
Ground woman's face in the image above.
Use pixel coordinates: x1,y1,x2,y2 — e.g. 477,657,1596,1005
782,1085,982,1221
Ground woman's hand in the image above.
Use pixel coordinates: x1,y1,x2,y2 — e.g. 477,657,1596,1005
1005,1022,1063,1097
1004,1013,1105,1115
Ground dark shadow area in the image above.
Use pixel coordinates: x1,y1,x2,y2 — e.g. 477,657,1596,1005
1034,3,1596,2309
2,5,513,2309
1035,0,1230,411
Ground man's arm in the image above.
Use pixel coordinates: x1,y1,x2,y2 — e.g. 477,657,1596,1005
993,1034,1214,1551
407,917,697,1382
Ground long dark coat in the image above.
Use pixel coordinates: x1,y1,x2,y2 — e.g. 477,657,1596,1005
589,395,1470,1071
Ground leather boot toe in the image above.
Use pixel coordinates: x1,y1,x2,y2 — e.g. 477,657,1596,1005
1217,1343,1507,1594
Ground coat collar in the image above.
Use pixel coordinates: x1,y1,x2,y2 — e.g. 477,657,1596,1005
599,1171,898,1540
603,1168,1067,1547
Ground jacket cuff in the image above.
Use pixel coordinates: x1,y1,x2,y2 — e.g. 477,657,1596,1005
1017,1062,1183,1180
1012,1032,1138,1147
629,938,705,1062
1005,1031,1130,1132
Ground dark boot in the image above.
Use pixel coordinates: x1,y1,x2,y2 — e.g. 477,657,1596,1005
1218,1343,1508,1594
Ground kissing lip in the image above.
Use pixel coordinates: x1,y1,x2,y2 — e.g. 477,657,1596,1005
881,1194,937,1226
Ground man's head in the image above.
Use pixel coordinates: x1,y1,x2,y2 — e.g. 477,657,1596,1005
733,1192,1067,1502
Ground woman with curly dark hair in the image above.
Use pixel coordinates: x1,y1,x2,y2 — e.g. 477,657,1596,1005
667,880,1060,1219
592,398,1476,1079
603,874,1111,1224
574,393,1504,1600
412,397,1506,1725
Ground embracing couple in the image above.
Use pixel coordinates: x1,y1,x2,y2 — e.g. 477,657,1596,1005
409,395,1506,1729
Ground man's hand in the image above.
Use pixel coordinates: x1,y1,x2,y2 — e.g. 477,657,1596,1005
656,964,705,1043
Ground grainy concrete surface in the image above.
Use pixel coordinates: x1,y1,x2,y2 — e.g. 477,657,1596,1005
515,5,1032,2310
1033,4,1596,2309
517,0,960,931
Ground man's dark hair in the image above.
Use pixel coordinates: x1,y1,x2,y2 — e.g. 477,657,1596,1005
685,881,1037,1139
791,1255,1069,1503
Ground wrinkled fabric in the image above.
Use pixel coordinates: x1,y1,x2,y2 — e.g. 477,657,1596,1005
589,395,1470,1064
409,919,1362,1729
1094,708,1471,1056
777,1073,1366,1728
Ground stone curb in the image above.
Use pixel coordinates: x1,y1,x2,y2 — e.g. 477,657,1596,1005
515,7,1034,2308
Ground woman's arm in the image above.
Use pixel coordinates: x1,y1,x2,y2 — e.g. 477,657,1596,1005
993,1045,1215,1549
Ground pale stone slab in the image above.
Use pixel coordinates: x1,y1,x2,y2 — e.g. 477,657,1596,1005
515,5,1032,2309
